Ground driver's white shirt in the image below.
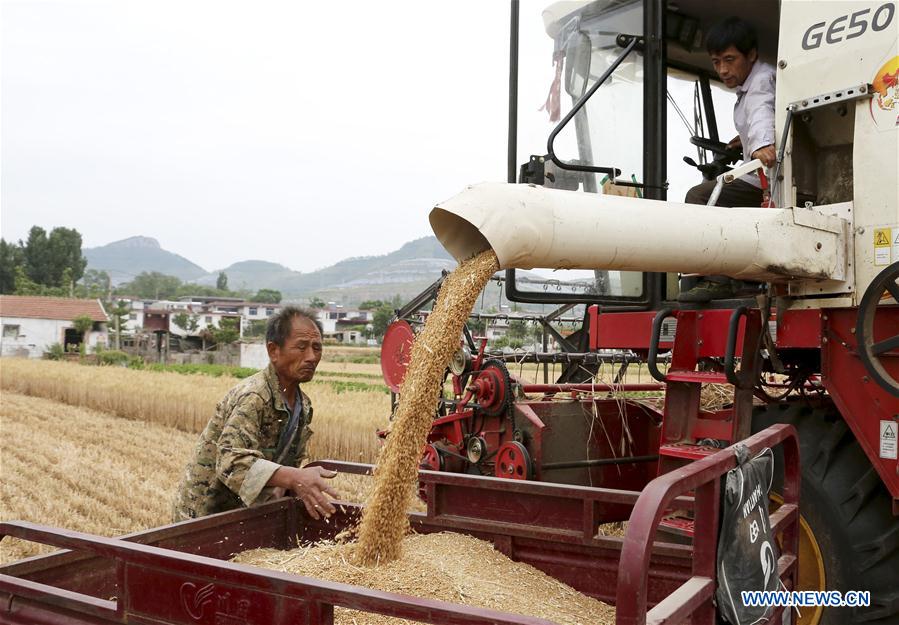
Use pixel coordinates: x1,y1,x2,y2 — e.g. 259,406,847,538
734,60,776,189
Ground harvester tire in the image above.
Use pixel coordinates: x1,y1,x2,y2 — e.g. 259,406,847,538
752,401,899,625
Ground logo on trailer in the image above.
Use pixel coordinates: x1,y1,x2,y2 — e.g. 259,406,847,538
181,582,215,620
180,582,252,624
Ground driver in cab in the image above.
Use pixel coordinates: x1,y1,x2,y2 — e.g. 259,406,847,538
680,17,776,303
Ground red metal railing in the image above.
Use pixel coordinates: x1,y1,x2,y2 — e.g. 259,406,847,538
615,423,800,625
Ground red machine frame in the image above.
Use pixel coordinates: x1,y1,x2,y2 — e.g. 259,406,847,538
587,305,899,508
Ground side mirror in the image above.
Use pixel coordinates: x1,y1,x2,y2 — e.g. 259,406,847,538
564,31,592,98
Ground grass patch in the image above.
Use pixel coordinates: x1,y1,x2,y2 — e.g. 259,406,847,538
135,362,260,378
315,370,383,381
322,353,381,365
310,379,390,395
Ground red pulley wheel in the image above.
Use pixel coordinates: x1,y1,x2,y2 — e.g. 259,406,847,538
420,444,443,471
380,320,415,393
495,441,532,480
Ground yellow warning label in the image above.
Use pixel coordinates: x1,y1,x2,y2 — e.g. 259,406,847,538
874,227,892,266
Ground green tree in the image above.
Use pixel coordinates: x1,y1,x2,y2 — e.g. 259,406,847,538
107,301,131,348
358,300,383,311
0,239,24,294
530,323,545,345
212,317,240,346
72,314,95,345
172,311,200,335
22,227,51,284
254,288,282,304
507,320,528,340
467,317,487,336
119,272,182,299
77,269,111,299
308,296,326,309
13,265,51,296
21,226,87,288
48,228,88,286
245,319,268,338
175,282,230,298
372,303,396,340
216,272,228,291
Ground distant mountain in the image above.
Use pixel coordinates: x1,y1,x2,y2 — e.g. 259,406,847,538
82,234,568,307
85,235,459,303
85,236,207,285
195,260,299,291
198,236,458,302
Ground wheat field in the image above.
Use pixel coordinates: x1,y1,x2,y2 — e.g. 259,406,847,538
0,358,390,463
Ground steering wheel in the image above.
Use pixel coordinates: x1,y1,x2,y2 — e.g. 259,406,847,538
690,136,742,161
683,136,743,181
856,261,899,397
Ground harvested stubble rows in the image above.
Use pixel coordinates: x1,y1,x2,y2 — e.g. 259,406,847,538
356,251,500,565
235,532,615,625
0,358,390,464
0,392,385,563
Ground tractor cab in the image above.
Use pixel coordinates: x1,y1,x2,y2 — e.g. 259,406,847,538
509,0,782,309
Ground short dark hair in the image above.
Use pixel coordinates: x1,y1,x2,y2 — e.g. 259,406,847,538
266,305,322,346
706,17,758,56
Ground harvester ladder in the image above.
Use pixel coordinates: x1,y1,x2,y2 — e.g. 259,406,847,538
647,306,764,535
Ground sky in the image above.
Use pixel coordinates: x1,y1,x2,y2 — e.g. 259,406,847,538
1,0,735,274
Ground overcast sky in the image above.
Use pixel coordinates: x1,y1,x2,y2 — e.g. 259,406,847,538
1,0,732,273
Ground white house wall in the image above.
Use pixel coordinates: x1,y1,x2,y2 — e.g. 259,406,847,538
240,342,269,370
0,316,108,358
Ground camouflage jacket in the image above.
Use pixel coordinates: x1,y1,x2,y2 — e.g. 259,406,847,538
172,364,314,522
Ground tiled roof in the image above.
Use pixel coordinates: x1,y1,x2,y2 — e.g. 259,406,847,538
0,295,108,322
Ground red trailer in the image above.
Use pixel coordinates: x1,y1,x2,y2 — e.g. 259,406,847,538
1,426,798,625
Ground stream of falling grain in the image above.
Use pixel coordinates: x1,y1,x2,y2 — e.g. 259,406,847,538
354,250,499,565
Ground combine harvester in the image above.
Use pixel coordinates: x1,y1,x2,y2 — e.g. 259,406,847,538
2,1,896,624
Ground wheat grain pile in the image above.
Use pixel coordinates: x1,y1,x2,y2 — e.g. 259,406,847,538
355,251,499,565
234,532,615,625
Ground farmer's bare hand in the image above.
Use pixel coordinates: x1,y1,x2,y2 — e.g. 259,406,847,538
752,144,776,168
726,135,742,150
271,466,338,520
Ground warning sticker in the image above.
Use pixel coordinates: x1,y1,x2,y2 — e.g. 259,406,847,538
874,228,891,266
881,420,898,460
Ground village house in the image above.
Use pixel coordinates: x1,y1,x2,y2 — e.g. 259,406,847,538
110,296,283,340
0,295,109,358
317,304,373,344
172,297,279,335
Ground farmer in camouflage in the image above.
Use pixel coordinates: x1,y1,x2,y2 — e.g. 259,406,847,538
172,306,338,522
